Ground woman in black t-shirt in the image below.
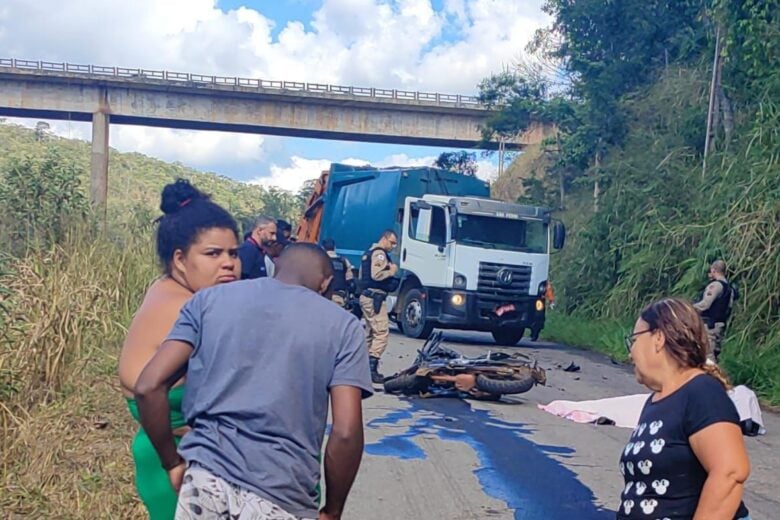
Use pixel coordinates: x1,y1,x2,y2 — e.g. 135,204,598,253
619,297,750,519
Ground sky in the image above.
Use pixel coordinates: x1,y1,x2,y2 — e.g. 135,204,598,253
0,0,550,192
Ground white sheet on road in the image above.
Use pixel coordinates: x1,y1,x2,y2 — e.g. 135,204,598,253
538,393,649,428
539,385,766,434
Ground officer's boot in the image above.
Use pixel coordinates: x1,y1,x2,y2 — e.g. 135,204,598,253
369,356,385,384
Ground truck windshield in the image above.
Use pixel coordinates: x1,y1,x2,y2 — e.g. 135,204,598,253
454,214,548,253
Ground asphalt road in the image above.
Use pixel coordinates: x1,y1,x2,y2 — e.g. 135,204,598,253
345,328,780,520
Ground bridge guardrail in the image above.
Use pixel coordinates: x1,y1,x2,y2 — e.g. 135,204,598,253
0,58,482,107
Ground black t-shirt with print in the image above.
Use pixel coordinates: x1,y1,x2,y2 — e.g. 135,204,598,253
617,374,748,519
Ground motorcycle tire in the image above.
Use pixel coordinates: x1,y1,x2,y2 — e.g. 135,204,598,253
383,373,427,395
475,374,536,395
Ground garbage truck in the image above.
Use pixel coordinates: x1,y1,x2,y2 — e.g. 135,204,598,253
296,163,565,345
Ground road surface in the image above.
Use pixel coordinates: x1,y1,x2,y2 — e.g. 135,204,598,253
345,328,780,519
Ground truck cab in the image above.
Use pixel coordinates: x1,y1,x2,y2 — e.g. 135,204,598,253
295,163,565,345
391,195,565,345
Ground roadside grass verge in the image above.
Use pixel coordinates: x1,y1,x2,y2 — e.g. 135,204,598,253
541,311,629,363
0,226,156,518
542,311,780,406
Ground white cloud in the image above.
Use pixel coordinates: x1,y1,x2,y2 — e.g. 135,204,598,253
249,153,440,193
110,127,265,168
475,158,498,182
248,152,498,193
249,156,368,192
4,117,266,174
1,0,548,90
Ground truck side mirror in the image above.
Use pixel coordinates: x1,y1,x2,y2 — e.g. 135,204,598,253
553,221,566,250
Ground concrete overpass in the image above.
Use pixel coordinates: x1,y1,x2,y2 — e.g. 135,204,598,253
0,58,548,211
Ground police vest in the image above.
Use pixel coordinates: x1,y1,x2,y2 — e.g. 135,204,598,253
330,256,349,292
360,247,397,292
700,279,733,324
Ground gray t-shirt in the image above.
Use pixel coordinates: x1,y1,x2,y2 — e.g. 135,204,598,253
166,277,373,518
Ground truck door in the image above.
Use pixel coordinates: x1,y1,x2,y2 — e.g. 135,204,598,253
400,198,449,287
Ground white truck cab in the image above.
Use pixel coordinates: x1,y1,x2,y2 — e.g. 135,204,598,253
390,195,565,345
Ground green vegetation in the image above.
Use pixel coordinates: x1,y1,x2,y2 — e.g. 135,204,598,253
486,1,780,402
0,121,304,228
541,312,628,363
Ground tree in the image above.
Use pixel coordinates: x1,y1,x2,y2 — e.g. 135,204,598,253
0,148,89,248
296,178,317,211
433,151,478,176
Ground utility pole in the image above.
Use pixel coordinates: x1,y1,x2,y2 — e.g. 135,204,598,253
703,25,723,177
497,137,506,178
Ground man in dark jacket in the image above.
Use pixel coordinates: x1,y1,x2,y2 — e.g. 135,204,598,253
238,216,276,279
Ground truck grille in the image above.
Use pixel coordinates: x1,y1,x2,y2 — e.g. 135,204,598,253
477,262,532,306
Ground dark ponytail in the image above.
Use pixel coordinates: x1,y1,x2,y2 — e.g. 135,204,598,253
155,179,239,273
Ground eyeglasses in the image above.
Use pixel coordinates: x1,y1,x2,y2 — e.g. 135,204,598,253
624,329,652,353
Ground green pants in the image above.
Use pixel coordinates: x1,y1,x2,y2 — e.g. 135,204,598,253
131,428,183,519
127,385,187,520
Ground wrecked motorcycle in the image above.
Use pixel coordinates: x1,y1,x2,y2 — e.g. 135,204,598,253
383,331,546,399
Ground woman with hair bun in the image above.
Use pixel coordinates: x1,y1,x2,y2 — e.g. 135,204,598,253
618,297,751,520
118,179,240,519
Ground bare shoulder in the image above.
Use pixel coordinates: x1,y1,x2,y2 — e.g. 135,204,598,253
118,278,193,392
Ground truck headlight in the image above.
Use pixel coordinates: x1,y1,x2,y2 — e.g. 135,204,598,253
537,281,547,296
454,273,467,289
451,293,465,306
535,299,545,312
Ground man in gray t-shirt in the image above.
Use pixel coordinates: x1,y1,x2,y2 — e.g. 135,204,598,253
135,243,373,520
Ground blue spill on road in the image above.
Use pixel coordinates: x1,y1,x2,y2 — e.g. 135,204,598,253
364,408,437,460
365,399,613,519
364,430,428,460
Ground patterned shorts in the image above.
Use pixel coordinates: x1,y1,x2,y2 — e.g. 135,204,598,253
175,464,315,520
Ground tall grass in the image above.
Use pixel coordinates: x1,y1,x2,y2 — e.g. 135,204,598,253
541,312,629,362
549,68,780,404
0,224,157,518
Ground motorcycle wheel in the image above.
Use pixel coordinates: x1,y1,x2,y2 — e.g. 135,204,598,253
383,373,427,395
475,374,536,395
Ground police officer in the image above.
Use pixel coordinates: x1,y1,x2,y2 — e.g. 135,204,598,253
277,219,296,242
237,216,276,279
264,236,290,277
694,260,735,362
322,238,355,308
359,230,399,383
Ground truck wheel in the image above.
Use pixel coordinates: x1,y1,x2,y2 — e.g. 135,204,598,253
491,328,525,346
395,319,405,334
401,288,434,339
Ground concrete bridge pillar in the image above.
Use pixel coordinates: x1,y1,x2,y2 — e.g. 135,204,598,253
90,110,109,215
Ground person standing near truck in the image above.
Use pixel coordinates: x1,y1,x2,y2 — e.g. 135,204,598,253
694,260,736,362
359,230,399,384
323,238,355,308
238,216,276,280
